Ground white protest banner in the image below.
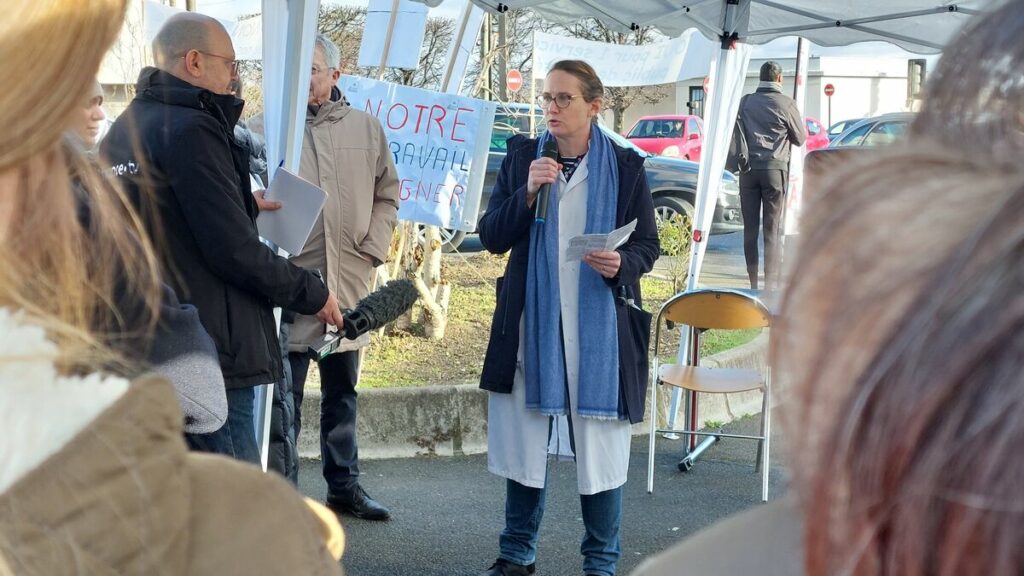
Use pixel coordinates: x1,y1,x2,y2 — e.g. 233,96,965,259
143,1,263,61
533,30,714,88
358,0,429,70
339,75,496,231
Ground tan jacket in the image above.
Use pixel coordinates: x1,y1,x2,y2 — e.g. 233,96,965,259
630,496,803,576
289,92,400,353
0,377,344,576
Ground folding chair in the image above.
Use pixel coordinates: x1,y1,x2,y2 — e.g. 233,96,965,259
646,288,772,501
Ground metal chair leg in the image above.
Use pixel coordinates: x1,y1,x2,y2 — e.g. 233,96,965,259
647,362,659,494
761,374,772,502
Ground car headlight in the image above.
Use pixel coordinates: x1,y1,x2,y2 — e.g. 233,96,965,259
661,145,680,157
720,180,740,196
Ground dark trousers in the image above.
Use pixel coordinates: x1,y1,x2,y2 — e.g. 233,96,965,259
739,168,787,289
185,387,261,465
289,349,362,496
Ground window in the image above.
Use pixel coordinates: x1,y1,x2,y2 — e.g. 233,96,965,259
688,87,705,118
861,121,908,147
908,59,927,101
833,122,873,147
627,119,681,138
828,121,850,137
806,119,821,135
687,118,700,136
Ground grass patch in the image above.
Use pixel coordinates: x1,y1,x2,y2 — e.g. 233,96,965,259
305,254,759,390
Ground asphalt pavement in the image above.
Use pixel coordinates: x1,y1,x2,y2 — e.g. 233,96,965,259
299,416,788,576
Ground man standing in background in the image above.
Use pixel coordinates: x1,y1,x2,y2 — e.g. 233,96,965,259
737,61,806,290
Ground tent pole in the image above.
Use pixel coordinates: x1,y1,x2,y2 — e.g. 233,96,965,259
377,0,401,81
441,0,475,93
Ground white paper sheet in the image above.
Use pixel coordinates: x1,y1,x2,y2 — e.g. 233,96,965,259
255,168,327,256
565,219,637,261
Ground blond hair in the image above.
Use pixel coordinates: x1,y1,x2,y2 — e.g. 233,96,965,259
0,0,161,372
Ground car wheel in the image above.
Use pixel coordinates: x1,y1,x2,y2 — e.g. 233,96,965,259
653,195,694,225
417,226,467,253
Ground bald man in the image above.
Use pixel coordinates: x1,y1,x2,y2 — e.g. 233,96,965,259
102,13,344,464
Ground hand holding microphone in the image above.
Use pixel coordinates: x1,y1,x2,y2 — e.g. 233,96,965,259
528,140,559,222
308,279,419,361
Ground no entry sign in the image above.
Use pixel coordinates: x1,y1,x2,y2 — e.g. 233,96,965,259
824,83,835,97
506,69,523,93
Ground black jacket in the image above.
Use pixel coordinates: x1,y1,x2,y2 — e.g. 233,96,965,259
478,134,660,424
738,87,806,170
102,68,329,389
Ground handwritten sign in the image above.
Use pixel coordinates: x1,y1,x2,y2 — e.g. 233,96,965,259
339,75,496,231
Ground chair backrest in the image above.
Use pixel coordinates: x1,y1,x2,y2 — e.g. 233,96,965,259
659,289,770,330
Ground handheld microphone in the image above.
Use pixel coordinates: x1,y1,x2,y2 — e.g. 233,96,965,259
535,140,558,223
307,279,419,361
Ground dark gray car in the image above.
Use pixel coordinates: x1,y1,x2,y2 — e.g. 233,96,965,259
439,104,742,251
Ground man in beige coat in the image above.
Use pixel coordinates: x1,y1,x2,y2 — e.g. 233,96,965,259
278,34,400,521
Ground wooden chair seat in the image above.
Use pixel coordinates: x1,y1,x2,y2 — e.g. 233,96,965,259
658,364,764,394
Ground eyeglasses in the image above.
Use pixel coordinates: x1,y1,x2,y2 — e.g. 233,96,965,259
311,65,337,76
536,93,583,110
182,50,239,75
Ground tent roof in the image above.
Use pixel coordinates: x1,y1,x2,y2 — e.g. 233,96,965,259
443,0,1001,54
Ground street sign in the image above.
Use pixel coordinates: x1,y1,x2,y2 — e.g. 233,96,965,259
506,69,523,93
824,83,835,97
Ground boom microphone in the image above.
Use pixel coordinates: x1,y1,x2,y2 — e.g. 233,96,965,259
535,140,558,224
307,279,419,361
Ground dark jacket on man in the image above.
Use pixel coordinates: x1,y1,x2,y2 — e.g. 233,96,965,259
103,67,329,389
738,86,806,170
478,134,660,424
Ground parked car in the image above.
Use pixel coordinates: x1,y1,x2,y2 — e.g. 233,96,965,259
624,114,705,161
433,104,741,252
804,116,830,151
826,118,864,142
828,112,914,148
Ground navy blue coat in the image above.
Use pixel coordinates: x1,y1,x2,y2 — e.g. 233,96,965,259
478,134,660,424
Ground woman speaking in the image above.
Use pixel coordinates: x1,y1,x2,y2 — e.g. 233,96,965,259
476,60,660,576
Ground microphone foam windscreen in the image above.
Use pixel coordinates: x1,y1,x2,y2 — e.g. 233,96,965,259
361,279,419,326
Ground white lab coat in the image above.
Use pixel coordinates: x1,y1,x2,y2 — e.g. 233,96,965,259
486,156,632,495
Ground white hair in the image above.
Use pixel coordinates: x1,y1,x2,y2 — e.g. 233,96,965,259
315,34,340,69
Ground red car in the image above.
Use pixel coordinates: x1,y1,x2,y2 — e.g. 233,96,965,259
804,116,830,151
625,114,704,161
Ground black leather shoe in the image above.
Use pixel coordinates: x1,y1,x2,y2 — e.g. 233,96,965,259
480,559,536,576
326,485,391,521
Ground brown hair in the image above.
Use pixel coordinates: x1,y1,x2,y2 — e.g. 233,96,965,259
548,59,604,103
777,5,1024,571
0,0,162,373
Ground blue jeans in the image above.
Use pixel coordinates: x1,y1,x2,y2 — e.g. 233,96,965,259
185,387,261,465
499,478,623,576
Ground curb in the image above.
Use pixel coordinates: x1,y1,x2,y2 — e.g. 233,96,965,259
298,332,768,460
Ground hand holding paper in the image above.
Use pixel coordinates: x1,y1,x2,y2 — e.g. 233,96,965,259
255,168,327,256
566,219,637,261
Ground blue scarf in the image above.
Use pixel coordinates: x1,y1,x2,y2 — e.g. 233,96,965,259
523,127,622,420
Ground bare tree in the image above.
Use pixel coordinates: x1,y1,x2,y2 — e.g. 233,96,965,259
465,9,550,102
551,19,670,133
318,5,367,74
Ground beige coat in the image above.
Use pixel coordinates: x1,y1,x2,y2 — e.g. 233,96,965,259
289,93,400,353
0,378,344,576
